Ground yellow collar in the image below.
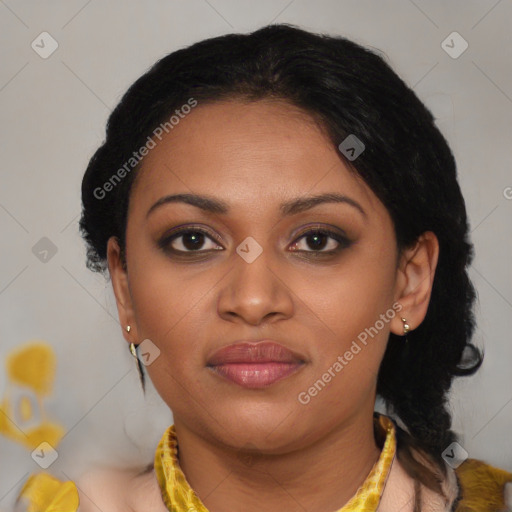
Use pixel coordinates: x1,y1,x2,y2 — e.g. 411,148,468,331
154,414,396,512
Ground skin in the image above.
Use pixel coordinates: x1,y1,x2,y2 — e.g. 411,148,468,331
78,99,439,512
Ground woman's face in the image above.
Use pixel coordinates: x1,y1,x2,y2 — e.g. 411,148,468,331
109,99,408,451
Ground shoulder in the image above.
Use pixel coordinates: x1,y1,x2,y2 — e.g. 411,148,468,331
379,447,512,512
454,458,512,512
76,467,135,512
76,465,167,512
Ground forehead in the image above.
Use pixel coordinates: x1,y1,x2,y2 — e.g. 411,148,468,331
129,99,381,218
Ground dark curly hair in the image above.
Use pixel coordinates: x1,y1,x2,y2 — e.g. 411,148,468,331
79,23,483,503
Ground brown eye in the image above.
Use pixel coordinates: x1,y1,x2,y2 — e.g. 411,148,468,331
290,228,351,254
158,227,223,254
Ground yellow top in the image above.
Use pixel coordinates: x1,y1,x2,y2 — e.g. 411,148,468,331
15,414,512,512
154,414,395,512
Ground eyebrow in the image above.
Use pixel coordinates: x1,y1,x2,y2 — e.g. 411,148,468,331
146,192,367,219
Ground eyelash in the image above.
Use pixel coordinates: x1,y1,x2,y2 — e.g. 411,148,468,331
158,225,352,258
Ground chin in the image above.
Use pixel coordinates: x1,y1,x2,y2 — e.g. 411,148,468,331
211,404,308,450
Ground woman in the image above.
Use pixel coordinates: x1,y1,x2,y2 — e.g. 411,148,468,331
17,23,512,512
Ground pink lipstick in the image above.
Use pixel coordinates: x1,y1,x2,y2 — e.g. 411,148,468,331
206,340,305,389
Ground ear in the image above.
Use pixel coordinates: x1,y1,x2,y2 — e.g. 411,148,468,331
107,236,138,345
391,231,439,336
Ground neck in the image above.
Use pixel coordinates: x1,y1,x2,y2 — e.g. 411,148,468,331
172,409,382,512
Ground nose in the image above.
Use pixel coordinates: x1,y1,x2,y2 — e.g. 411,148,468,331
217,243,294,326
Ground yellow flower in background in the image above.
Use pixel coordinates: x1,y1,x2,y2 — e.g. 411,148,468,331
0,341,65,450
7,342,56,395
16,473,79,512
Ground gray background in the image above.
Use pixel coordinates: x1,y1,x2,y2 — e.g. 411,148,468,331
1,1,511,509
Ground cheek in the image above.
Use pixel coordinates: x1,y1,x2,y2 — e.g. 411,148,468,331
292,249,397,398
126,261,211,399
295,281,393,425
129,263,209,408
295,251,397,345
128,247,212,341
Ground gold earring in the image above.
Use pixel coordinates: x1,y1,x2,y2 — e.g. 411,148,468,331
401,318,410,336
126,325,131,333
128,342,146,393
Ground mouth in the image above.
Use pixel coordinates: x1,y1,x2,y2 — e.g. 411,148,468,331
206,340,306,389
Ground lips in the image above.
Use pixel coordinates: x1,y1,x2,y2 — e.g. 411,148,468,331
206,340,305,389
